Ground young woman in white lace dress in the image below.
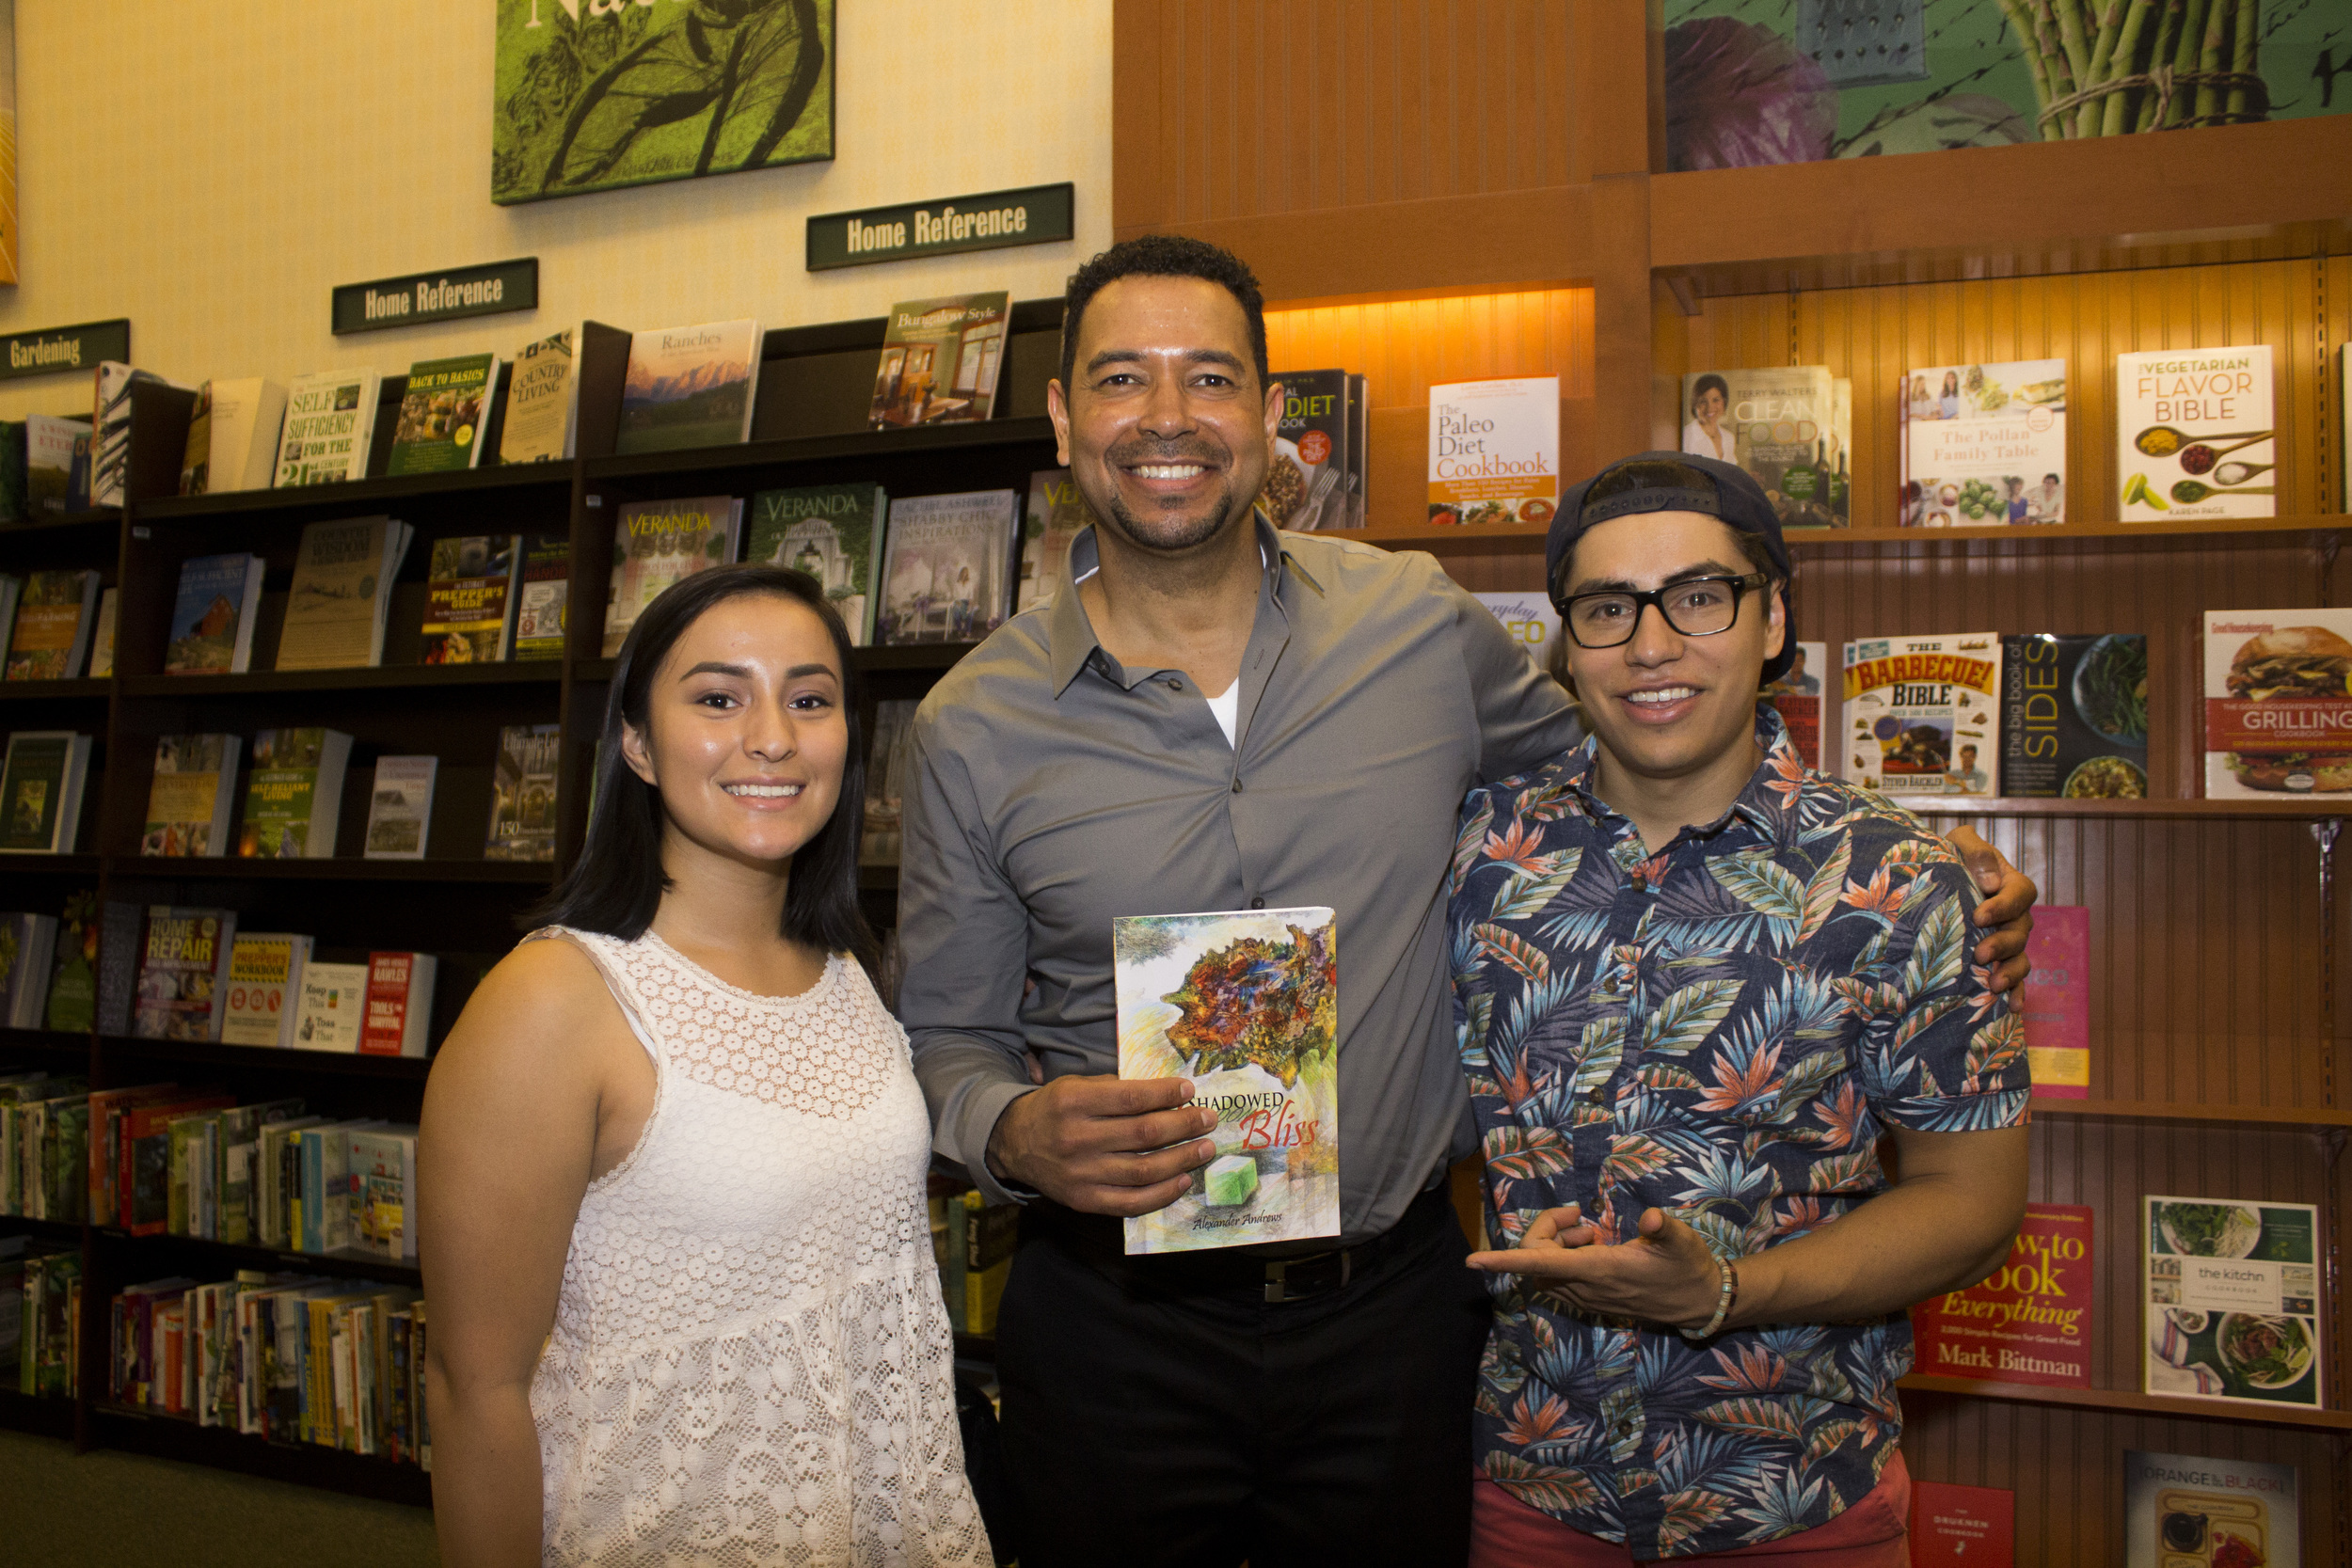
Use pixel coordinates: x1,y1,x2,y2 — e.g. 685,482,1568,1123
420,566,992,1567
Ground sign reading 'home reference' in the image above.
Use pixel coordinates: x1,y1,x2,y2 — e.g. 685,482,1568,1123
0,319,131,381
806,183,1074,271
332,258,540,335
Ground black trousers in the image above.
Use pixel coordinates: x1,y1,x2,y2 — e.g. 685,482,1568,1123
995,1186,1492,1568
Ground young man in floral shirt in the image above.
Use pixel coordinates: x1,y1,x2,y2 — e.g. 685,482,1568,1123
1449,453,2031,1564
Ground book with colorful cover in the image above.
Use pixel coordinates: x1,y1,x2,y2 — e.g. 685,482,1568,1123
1910,1203,2091,1387
420,534,519,663
2020,907,2090,1098
87,588,117,678
2124,1450,2297,1567
1114,906,1340,1255
875,489,1018,646
363,756,437,860
5,568,101,679
1682,366,1844,529
2203,609,2352,800
293,963,369,1053
1999,634,2148,799
1470,593,1562,680
238,728,353,859
1899,358,2067,528
2117,345,2275,521
347,1126,419,1260
142,734,242,858
220,934,313,1049
182,377,288,495
1016,468,1085,614
613,319,759,456
1839,634,2003,799
1762,641,1829,771
276,515,411,671
165,552,266,674
2143,1196,2322,1411
497,327,578,464
603,496,740,656
44,889,99,1033
485,724,560,862
386,354,496,475
26,415,87,515
510,534,571,660
0,731,91,854
360,952,437,1059
133,908,237,1042
744,483,885,644
868,293,1011,429
1428,377,1558,527
274,369,382,487
1907,1482,2012,1567
1267,370,1354,531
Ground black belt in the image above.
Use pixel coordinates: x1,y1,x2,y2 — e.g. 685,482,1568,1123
1025,1182,1455,1305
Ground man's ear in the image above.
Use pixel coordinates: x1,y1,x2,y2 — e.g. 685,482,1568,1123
1765,581,1788,662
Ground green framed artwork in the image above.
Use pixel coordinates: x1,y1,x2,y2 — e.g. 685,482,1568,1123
494,0,834,206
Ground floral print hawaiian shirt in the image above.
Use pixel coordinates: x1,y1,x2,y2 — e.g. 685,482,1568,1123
1448,706,2029,1560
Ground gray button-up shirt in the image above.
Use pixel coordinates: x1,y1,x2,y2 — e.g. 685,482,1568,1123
900,516,1581,1243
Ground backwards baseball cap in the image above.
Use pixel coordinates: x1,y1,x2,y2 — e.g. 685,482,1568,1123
1545,451,1797,684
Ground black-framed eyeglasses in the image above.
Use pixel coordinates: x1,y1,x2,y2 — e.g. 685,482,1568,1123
1561,573,1770,649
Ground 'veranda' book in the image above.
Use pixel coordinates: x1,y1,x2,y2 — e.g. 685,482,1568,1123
1899,358,2066,528
744,484,885,645
868,293,1010,429
2124,1450,2297,1567
1016,469,1086,614
1909,1203,2091,1387
1840,634,2003,799
875,489,1017,645
613,320,758,456
603,496,740,657
2117,345,2275,522
2143,1196,2322,1411
165,552,266,675
274,369,381,487
1428,377,1557,527
1114,906,1340,1255
385,354,497,475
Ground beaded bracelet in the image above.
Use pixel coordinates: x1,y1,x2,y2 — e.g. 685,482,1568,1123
1680,1253,1740,1340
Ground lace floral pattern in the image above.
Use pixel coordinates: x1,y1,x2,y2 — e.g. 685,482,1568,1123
525,927,990,1567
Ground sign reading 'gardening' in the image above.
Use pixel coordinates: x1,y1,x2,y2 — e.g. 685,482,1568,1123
332,259,540,336
806,183,1074,271
0,319,131,382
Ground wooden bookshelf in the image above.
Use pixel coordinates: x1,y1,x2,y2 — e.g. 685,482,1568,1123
1897,1374,2352,1433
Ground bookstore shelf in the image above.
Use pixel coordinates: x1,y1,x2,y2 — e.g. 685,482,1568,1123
118,662,564,698
97,1229,423,1289
0,1214,87,1243
1916,800,2349,823
2030,1099,2352,1132
134,462,572,523
1354,515,2350,558
96,1034,433,1081
0,1025,91,1056
88,1403,432,1506
581,414,1061,484
2,853,104,875
1897,1373,2352,1433
0,677,114,702
94,854,554,884
0,1386,77,1440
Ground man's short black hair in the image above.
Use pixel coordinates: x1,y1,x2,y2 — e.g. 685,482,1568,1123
1059,235,1270,392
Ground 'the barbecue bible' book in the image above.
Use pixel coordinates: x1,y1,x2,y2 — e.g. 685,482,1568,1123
613,319,759,456
1840,634,2003,799
2020,906,2090,1098
1909,1203,2091,1387
2117,345,2275,522
2204,610,2352,800
1114,906,1339,1255
2143,1196,2322,1411
876,489,1018,645
1428,377,1557,527
2000,634,2148,799
603,496,740,656
274,369,381,487
744,484,885,645
2124,1450,2297,1568
868,293,1010,429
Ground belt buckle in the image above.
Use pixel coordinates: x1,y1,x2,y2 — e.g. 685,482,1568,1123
1263,1249,1351,1305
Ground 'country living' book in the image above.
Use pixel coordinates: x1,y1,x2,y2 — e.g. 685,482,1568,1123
510,534,570,660
1470,593,1562,679
363,756,437,860
165,552,266,675
497,327,578,464
613,319,759,456
2019,907,2090,1099
2117,345,2275,521
386,354,498,475
1428,377,1558,527
485,724,560,863
603,496,740,657
868,293,1011,429
1999,634,2147,799
236,728,354,859
275,369,382,487
275,515,412,671
2143,1196,2322,1411
2123,1450,2296,1567
1840,634,2003,800
1899,358,2066,528
220,934,314,1050
875,489,1019,646
1115,906,1340,1255
1267,369,1355,531
420,534,519,664
1762,641,1829,771
2203,609,2351,800
1909,1202,2091,1387
141,734,242,858
745,483,886,645
181,377,289,495
133,907,238,1042
0,731,91,854
5,568,102,680
1017,469,1086,615
1681,366,1845,529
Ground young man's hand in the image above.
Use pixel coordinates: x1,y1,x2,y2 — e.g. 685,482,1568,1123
1467,1204,1724,1333
1945,824,2035,993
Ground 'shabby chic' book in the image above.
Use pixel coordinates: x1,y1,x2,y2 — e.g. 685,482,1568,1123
613,319,759,456
1762,641,1829,771
2019,907,2090,1098
1114,906,1340,1255
497,327,578,464
868,293,1011,429
745,484,886,645
0,731,91,854
141,734,242,858
134,907,238,1042
5,568,102,680
364,756,437,860
386,354,497,475
1840,634,2004,800
2203,609,2352,800
1999,634,2148,800
1909,1203,2091,1387
876,489,1019,646
485,724,560,862
220,934,314,1050
275,369,382,487
1899,359,2067,529
237,728,354,859
2143,1196,2323,1411
1427,377,1558,527
510,534,571,660
421,534,519,664
2124,1450,2297,1568
1017,468,1086,614
603,496,740,657
277,515,412,672
165,552,266,675
2117,345,2275,521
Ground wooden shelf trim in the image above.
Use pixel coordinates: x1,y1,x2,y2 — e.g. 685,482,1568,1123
0,676,114,701
135,463,570,523
118,662,564,697
95,1227,423,1286
1899,1372,2352,1432
97,1035,433,1079
1350,515,2347,555
100,854,554,884
2030,1098,2352,1130
582,415,1061,483
1912,798,2346,822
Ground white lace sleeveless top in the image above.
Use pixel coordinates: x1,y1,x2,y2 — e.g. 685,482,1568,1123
525,926,990,1567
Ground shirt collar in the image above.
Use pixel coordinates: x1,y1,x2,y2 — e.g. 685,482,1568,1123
1557,702,1799,843
1046,511,1323,697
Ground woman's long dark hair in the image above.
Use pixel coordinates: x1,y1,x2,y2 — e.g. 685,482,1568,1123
529,563,876,971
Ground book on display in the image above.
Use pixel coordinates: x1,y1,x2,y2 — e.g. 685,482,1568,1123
359,952,437,1059
0,731,92,853
237,728,353,859
613,319,759,456
498,327,579,464
420,534,520,663
2142,1196,2322,1412
603,496,740,656
875,489,1018,645
1427,377,1558,527
220,934,314,1050
43,890,99,1033
4,568,101,679
25,415,87,515
276,516,411,671
868,293,1010,429
2123,1450,2296,1567
275,369,382,487
1017,468,1086,614
132,908,238,1042
1681,366,1844,528
181,377,289,495
1761,641,1829,771
2202,610,2352,800
293,963,370,1053
91,362,186,509
1899,358,2066,528
385,354,497,474
141,734,242,858
485,723,560,862
1839,634,2003,800
87,589,118,678
744,483,885,644
2018,907,2090,1098
1470,593,1562,678
165,553,266,675
2117,345,2275,521
1998,634,2148,799
1907,1483,2012,1567
1266,369,1354,531
0,912,59,1030
1909,1203,2091,1387
510,534,571,660
363,756,437,860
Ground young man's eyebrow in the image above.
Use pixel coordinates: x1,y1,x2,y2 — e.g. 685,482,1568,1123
1566,560,1749,595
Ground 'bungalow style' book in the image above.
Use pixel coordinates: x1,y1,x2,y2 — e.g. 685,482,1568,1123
2143,1196,2322,1411
868,293,1010,429
386,354,497,474
274,369,382,487
745,484,886,645
165,552,266,675
613,319,759,456
876,489,1018,646
604,497,740,656
2123,1450,2296,1568
2117,345,2275,521
1899,358,2067,528
1909,1202,2091,1387
1840,634,2003,800
1428,377,1557,527
1114,906,1340,1255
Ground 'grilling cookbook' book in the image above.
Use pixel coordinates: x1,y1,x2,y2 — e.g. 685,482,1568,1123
1114,906,1339,1256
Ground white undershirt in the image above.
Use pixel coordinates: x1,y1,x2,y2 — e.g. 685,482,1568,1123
1205,682,1239,746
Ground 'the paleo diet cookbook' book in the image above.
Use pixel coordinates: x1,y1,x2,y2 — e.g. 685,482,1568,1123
1115,906,1339,1255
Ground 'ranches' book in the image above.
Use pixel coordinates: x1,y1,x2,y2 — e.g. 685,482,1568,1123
165,552,266,675
2117,345,2275,521
133,907,238,1042
875,489,1018,646
868,293,1011,429
2203,609,2352,800
141,734,242,858
2143,1196,2323,1411
237,728,354,859
1428,377,1558,528
0,731,92,854
603,496,740,657
274,369,382,487
744,484,885,645
1910,1203,2091,1387
1115,906,1340,1255
1840,634,2003,799
1999,634,2148,799
386,354,497,475
420,535,519,663
613,320,759,456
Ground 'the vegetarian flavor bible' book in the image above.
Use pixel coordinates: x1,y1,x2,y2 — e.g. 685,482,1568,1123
1114,906,1339,1256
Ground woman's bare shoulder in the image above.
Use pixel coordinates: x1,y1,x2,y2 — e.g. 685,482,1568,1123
438,934,631,1070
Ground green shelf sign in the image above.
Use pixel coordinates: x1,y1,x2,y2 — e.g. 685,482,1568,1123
806,183,1073,271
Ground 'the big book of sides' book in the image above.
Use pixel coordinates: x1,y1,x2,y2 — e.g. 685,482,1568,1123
1114,907,1340,1255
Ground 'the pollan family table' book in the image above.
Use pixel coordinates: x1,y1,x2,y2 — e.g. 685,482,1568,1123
1114,906,1340,1255
1899,357,2066,528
